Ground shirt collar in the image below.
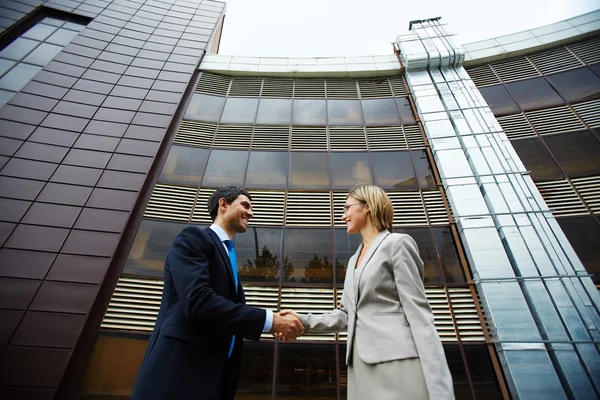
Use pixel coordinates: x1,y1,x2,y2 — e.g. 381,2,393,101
210,223,231,243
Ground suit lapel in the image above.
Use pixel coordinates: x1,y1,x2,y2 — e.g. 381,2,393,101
204,228,236,293
354,230,390,301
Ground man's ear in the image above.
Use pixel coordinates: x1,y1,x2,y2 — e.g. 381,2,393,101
218,197,229,212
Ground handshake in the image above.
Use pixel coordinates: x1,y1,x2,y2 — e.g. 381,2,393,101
268,310,304,342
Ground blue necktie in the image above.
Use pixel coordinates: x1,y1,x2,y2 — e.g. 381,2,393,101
224,240,238,358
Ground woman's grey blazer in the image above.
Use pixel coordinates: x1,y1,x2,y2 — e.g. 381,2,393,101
298,230,454,399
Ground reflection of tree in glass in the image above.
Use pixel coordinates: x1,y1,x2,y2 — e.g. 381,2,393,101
240,245,294,280
301,254,343,283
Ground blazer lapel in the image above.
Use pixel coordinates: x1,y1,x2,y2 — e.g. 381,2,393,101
354,230,390,300
204,228,236,293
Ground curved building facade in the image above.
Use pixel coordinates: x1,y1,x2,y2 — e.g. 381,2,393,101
0,1,598,399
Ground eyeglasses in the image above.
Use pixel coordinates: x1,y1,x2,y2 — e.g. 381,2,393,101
343,202,364,212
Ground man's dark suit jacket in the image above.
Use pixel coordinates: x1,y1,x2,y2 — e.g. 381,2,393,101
131,225,266,400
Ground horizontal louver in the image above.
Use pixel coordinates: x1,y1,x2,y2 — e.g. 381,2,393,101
328,127,367,151
358,78,393,98
229,77,262,97
366,126,408,150
491,57,539,82
570,176,600,214
388,191,428,226
251,126,290,150
173,121,216,147
326,79,359,99
448,287,486,341
290,126,328,151
525,106,585,136
212,125,252,149
190,189,214,223
246,190,285,225
195,72,230,96
261,78,293,98
423,190,450,225
536,179,588,217
294,79,325,98
285,192,332,226
144,183,196,222
496,113,535,140
466,65,500,87
572,99,600,128
404,125,425,149
389,76,407,97
428,288,458,341
280,287,336,341
332,192,348,227
527,47,583,75
567,37,600,65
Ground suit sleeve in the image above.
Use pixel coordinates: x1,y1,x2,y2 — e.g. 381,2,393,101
392,235,454,399
299,272,350,333
167,226,266,341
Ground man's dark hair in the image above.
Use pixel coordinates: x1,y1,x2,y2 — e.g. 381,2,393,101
208,186,252,221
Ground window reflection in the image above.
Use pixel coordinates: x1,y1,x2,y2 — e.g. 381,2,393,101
371,151,417,189
245,151,288,189
159,145,210,185
288,152,330,190
558,217,600,283
327,99,363,125
411,150,436,189
202,149,248,187
431,227,465,283
546,67,600,103
276,343,337,399
511,139,563,181
0,64,42,91
505,77,563,111
124,220,186,277
46,28,79,46
23,43,63,66
256,98,292,125
478,84,520,116
543,131,600,178
394,227,443,284
237,342,275,399
361,98,401,126
330,152,372,189
292,99,327,126
235,228,283,283
220,97,259,124
395,97,416,125
184,93,225,123
334,229,362,284
0,37,38,61
23,24,57,41
284,229,334,284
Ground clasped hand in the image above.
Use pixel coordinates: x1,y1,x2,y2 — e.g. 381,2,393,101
269,310,303,342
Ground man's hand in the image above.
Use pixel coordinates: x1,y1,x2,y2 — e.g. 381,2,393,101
270,311,304,342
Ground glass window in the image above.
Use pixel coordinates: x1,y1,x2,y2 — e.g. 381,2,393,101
362,98,401,126
288,152,330,190
124,220,186,277
479,84,520,116
245,151,288,189
511,138,563,181
411,150,436,189
23,43,63,66
219,97,258,124
234,227,283,283
505,77,564,111
159,145,210,185
394,227,443,284
0,63,42,92
46,28,79,46
546,67,600,103
283,229,333,284
558,217,600,283
445,344,472,398
334,228,362,285
202,149,248,187
543,131,600,178
371,151,417,189
330,152,372,189
327,99,363,125
464,345,504,399
0,37,39,61
0,59,16,76
276,344,337,399
237,342,275,398
395,97,416,125
590,63,600,79
255,98,292,125
292,99,326,126
0,89,14,108
23,24,58,41
184,93,225,123
431,227,465,283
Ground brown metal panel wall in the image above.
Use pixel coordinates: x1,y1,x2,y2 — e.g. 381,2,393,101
0,1,225,398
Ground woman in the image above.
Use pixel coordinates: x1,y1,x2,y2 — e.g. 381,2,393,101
280,184,454,399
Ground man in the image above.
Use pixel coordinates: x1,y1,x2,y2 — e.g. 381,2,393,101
132,186,304,400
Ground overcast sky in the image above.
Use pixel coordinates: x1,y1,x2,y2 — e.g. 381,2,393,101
217,0,599,57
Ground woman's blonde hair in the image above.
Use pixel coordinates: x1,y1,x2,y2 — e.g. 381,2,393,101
347,184,393,232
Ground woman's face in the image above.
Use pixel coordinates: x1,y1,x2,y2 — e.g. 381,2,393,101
342,195,368,234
